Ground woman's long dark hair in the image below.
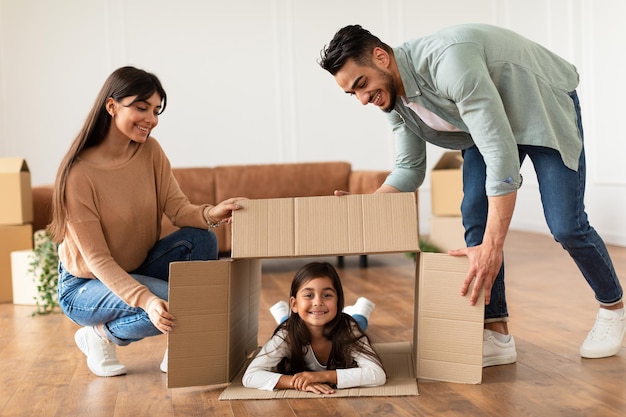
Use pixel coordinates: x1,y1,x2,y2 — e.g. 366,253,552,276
275,262,384,375
48,66,167,243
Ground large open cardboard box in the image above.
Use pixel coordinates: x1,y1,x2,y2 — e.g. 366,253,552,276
0,158,33,225
167,193,483,392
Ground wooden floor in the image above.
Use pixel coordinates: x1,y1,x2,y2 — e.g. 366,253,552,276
1,230,625,417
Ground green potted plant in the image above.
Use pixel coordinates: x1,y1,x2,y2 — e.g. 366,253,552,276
406,239,442,261
28,229,60,315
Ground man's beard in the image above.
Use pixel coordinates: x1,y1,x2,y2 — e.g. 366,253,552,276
380,69,397,113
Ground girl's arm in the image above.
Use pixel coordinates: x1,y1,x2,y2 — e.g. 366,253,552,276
335,343,386,389
242,333,286,391
242,332,338,394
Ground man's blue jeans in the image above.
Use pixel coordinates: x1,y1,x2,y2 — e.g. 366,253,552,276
461,91,623,322
58,227,218,345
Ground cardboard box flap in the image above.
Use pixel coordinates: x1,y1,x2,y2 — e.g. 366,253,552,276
218,341,419,400
0,157,33,225
0,158,29,174
231,198,295,258
414,252,483,384
167,259,262,388
231,193,419,258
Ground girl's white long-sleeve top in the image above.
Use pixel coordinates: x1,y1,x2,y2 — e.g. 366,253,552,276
242,329,386,391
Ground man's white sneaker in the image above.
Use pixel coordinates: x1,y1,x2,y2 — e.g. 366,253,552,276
74,326,127,377
269,301,290,324
160,348,168,373
580,308,626,359
483,329,517,367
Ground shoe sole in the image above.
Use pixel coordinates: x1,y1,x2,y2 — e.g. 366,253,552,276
483,353,517,367
580,344,624,359
74,329,127,377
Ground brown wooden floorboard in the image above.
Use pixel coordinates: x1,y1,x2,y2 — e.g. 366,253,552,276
0,230,625,417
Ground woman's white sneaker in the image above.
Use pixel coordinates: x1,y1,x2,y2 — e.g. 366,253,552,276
580,308,626,359
74,326,127,377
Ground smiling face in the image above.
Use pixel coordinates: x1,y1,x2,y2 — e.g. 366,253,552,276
290,276,339,330
333,48,400,113
106,92,162,143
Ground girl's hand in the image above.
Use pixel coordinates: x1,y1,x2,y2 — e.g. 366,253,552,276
302,382,336,395
290,371,335,393
146,298,175,334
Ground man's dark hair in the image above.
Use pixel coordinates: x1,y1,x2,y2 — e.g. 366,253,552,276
319,25,392,75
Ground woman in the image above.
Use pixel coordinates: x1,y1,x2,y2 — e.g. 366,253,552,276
49,66,244,377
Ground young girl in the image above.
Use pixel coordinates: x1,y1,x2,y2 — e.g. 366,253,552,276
50,66,244,377
242,262,386,394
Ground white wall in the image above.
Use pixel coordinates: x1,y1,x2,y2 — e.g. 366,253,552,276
1,0,625,246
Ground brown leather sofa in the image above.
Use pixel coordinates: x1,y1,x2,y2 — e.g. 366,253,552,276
31,161,390,259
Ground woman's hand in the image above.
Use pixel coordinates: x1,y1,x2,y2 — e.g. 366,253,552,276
207,197,246,224
146,298,175,334
333,190,351,196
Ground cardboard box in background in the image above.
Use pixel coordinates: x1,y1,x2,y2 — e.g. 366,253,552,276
415,253,483,383
231,193,419,258
429,215,466,253
167,258,262,388
0,158,33,225
0,224,33,302
431,151,463,217
11,249,37,305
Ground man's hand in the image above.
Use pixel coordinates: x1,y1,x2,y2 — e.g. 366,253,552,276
449,244,502,306
449,192,516,306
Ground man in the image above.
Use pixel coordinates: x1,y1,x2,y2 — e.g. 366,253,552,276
319,23,624,366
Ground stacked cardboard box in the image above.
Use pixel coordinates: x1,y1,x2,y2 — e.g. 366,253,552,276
429,151,465,252
167,193,484,390
0,158,34,303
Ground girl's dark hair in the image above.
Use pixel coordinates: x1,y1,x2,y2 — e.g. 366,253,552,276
274,262,384,375
319,24,392,75
48,66,167,243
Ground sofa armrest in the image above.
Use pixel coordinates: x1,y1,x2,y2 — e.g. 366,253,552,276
348,170,390,195
32,185,54,232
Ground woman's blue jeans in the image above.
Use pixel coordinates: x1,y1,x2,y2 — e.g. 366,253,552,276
58,227,218,345
461,91,623,322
